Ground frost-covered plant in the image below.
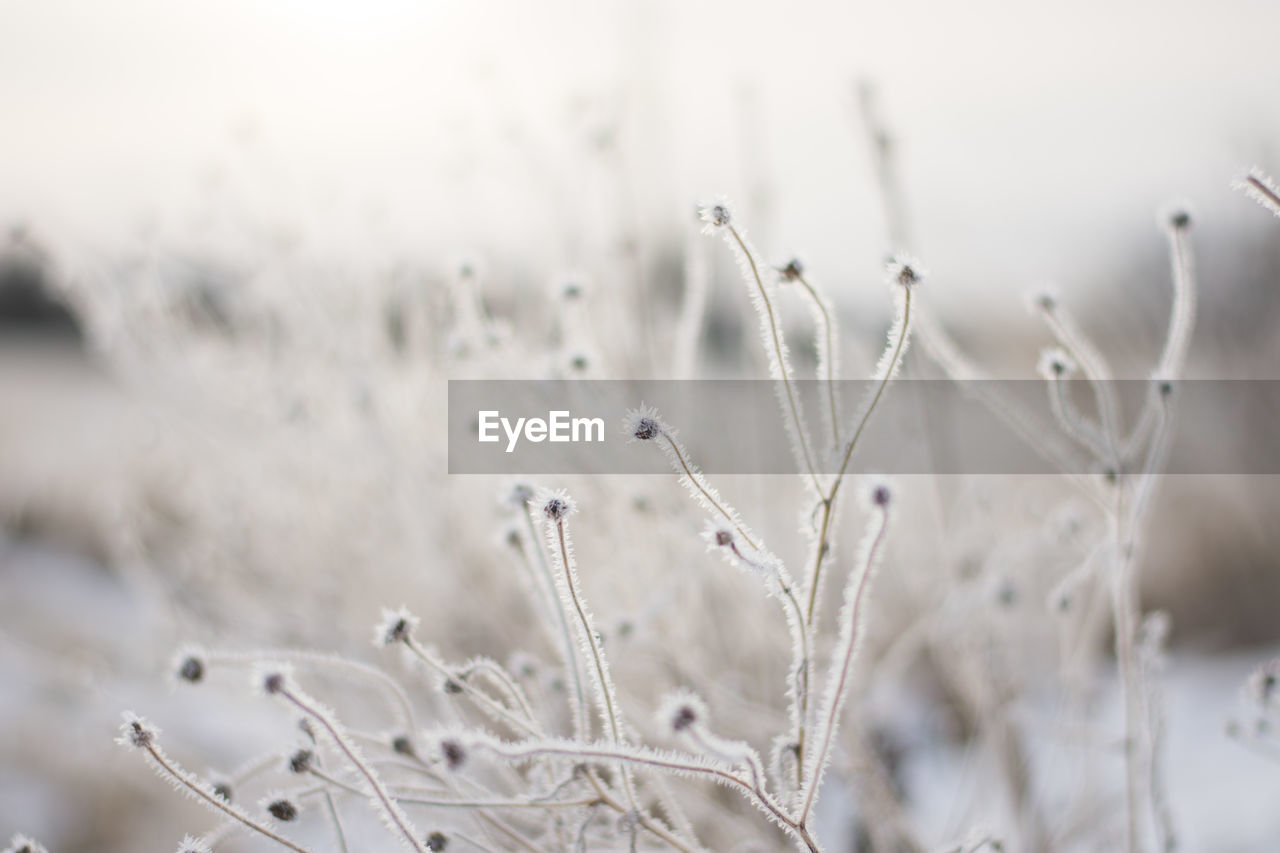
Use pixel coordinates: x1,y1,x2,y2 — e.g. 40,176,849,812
107,174,1205,852
45,79,1222,850
111,197,931,852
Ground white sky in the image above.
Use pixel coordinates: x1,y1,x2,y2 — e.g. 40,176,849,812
1,0,1277,310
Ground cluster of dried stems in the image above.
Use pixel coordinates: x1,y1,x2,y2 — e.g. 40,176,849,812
26,106,1275,853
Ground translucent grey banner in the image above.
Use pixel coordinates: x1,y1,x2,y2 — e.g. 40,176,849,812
447,380,1280,475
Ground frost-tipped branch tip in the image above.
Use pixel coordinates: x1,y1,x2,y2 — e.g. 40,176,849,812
374,606,419,648
536,488,577,522
288,748,315,775
698,201,732,233
657,690,709,735
778,258,804,282
256,665,291,696
886,255,923,287
624,405,664,442
262,795,301,822
117,711,158,749
440,738,468,771
1037,348,1076,380
173,646,207,684
4,835,50,853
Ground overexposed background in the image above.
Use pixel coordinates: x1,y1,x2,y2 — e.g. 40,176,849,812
4,0,1279,309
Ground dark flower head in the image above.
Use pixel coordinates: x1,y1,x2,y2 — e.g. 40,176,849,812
441,738,467,770
536,489,577,523
264,797,298,822
778,258,804,282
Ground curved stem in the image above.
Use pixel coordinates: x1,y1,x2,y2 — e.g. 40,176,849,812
807,287,911,625
404,637,540,738
799,504,891,825
796,273,840,449
462,658,539,726
207,650,417,733
662,432,760,551
553,519,640,812
523,510,589,739
142,742,314,853
278,686,427,853
727,224,823,495
482,740,812,851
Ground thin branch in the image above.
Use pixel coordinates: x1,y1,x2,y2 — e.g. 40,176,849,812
799,501,891,825
141,741,313,853
275,684,427,853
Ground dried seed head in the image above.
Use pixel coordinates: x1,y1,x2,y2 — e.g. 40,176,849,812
886,255,923,287
441,738,467,770
374,606,419,647
862,478,893,510
698,201,732,232
535,488,577,522
701,521,737,551
671,705,698,731
392,734,416,756
178,656,204,683
657,690,708,734
264,796,299,822
255,665,290,696
631,416,659,440
5,835,49,853
442,677,464,695
173,647,207,684
287,748,314,774
778,258,804,282
1164,205,1193,231
624,405,664,442
1037,348,1076,380
116,712,158,750
212,779,233,802
426,832,449,852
